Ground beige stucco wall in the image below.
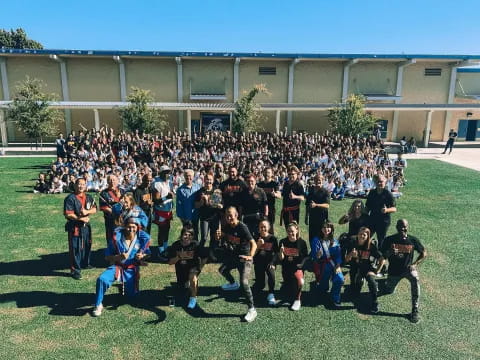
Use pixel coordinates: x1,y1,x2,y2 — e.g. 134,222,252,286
6,56,63,98
0,72,3,99
349,62,398,96
239,60,288,103
125,58,177,101
293,111,329,133
182,60,233,102
402,62,450,103
293,61,343,102
68,58,120,101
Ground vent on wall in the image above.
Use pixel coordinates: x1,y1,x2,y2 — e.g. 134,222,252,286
425,68,442,76
259,66,276,75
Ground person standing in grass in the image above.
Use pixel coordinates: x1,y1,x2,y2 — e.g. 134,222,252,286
257,167,281,234
216,206,258,322
92,217,151,317
310,220,344,307
253,220,279,306
278,221,309,311
280,166,305,230
380,219,426,323
167,225,207,309
305,174,330,245
99,175,125,244
345,227,385,313
64,178,97,280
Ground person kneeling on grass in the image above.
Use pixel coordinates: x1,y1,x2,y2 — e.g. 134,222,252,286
92,217,151,317
310,220,344,307
167,225,208,309
345,227,385,313
380,219,426,323
278,222,309,311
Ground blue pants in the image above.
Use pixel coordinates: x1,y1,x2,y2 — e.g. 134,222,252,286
317,264,344,303
94,265,138,307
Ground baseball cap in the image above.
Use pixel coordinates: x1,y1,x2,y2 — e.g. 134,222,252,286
159,165,171,173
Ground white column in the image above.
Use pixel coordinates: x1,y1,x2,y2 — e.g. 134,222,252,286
233,57,240,102
113,56,127,101
0,57,14,142
342,59,359,102
187,110,192,136
275,110,281,135
0,109,7,147
176,57,184,130
443,66,459,141
392,59,416,141
50,55,71,134
424,110,433,147
93,109,100,130
287,59,300,133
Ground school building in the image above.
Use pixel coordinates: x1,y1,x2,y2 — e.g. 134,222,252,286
1,49,480,145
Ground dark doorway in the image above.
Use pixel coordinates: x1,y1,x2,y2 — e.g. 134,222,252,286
466,120,478,141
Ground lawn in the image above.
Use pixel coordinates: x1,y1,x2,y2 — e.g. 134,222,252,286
0,158,479,360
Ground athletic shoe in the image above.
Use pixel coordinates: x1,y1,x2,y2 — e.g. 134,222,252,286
291,300,301,311
410,309,420,323
333,300,341,307
371,302,379,314
244,307,257,322
221,282,240,291
187,297,197,309
72,272,82,280
92,304,103,317
267,293,276,306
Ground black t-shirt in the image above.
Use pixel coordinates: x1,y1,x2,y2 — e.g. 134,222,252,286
167,240,204,269
382,234,424,276
348,214,370,237
254,234,279,265
133,186,152,213
195,187,221,221
223,221,253,256
366,189,395,224
219,178,247,209
242,187,268,216
279,237,308,273
258,180,279,209
306,187,330,222
282,181,305,208
347,241,382,274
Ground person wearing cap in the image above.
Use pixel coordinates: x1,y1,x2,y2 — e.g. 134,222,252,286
92,217,151,317
380,219,426,323
152,165,174,258
64,178,97,280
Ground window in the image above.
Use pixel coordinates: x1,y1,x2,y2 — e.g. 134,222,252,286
259,66,276,75
424,68,442,76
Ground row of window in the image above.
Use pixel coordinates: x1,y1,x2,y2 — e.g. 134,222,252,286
258,67,443,76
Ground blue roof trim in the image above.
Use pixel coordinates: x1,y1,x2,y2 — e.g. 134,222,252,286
458,68,480,73
1,48,480,60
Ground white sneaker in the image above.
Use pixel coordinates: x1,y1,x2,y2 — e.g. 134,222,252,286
291,300,301,311
187,297,197,309
221,282,240,291
92,304,103,317
244,307,257,322
267,293,276,305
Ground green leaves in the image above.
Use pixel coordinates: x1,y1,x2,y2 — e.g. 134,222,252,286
0,28,43,49
233,84,268,133
328,94,378,137
119,87,168,135
7,77,62,145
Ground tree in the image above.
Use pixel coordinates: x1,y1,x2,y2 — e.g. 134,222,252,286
328,94,378,137
7,77,62,148
0,28,43,49
119,87,168,135
233,84,269,133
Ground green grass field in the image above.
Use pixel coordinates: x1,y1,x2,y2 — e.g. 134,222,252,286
0,158,479,360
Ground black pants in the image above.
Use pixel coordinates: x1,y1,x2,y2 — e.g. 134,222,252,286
368,221,390,250
67,225,92,276
443,139,454,153
350,267,378,305
253,259,275,293
244,217,261,239
282,209,299,230
104,217,116,244
308,216,327,245
219,258,254,308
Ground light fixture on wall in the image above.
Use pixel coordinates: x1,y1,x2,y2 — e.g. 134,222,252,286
466,112,473,118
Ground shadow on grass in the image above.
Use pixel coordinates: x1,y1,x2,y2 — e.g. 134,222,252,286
0,289,167,323
0,249,107,277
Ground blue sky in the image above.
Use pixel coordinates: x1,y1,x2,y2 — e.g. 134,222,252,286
2,0,480,54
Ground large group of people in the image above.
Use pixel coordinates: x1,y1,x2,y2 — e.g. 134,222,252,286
58,128,425,323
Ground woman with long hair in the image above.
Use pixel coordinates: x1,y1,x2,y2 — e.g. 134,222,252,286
310,220,344,306
345,227,385,313
278,222,309,311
